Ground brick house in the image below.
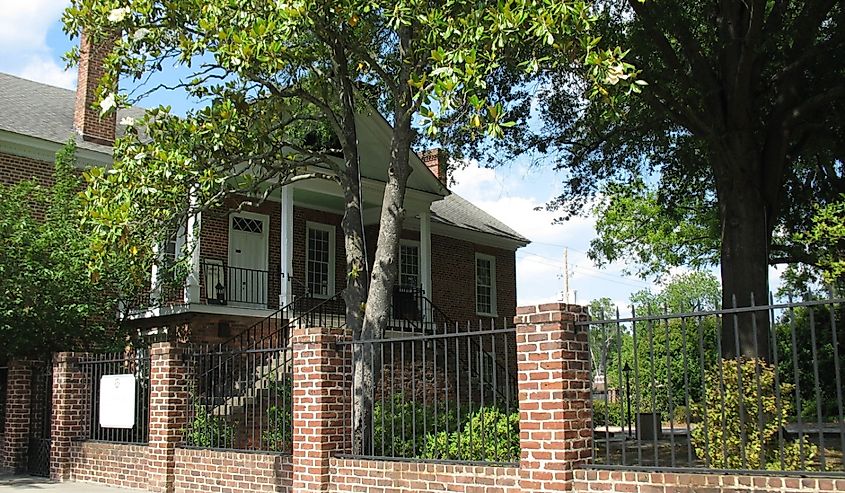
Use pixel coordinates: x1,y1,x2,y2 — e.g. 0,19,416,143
0,41,528,345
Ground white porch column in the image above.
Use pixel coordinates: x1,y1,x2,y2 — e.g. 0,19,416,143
184,188,202,304
420,208,433,316
279,185,295,307
149,244,162,303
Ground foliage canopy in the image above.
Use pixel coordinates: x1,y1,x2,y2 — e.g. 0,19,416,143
0,141,133,358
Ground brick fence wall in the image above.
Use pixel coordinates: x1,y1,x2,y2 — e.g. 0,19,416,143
173,448,292,493
572,469,845,493
329,458,520,493
3,305,845,492
67,442,148,490
1,360,35,473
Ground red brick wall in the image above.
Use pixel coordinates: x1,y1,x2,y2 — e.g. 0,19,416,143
67,442,148,490
515,304,592,493
572,469,845,493
291,326,352,491
0,152,54,188
173,448,292,493
0,360,33,473
51,353,89,480
0,152,55,221
431,234,517,324
364,224,518,324
147,342,190,493
199,202,351,306
329,458,520,493
104,185,519,324
74,33,116,145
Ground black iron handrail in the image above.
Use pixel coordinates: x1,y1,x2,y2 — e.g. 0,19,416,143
201,259,270,307
202,290,345,372
220,295,301,350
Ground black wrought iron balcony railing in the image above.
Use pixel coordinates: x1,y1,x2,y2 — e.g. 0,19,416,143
201,259,270,308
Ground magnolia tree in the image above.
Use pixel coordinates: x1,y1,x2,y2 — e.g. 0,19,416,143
64,0,637,451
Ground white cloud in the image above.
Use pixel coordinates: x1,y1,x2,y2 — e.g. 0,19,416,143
450,160,656,308
18,56,75,89
0,0,76,89
451,160,596,247
0,1,67,52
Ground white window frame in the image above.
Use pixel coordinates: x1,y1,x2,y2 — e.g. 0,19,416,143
163,223,186,262
475,253,497,317
398,239,421,289
305,221,336,299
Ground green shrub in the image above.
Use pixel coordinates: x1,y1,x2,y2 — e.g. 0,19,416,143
672,404,689,425
592,399,625,427
421,407,520,462
262,376,293,452
372,393,464,457
691,358,819,471
186,403,234,448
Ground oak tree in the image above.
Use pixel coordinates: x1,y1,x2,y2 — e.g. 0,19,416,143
522,1,844,357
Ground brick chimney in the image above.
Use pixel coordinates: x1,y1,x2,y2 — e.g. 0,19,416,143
74,33,116,145
420,148,448,185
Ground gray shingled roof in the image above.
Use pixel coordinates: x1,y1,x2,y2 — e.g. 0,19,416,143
431,193,529,244
0,72,529,246
0,72,142,154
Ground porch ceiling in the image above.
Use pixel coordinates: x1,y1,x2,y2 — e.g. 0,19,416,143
293,187,382,212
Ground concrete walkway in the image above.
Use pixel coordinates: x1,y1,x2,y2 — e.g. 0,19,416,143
0,476,145,492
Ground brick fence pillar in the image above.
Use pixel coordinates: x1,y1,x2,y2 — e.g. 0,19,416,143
147,342,189,493
1,360,33,473
291,326,351,493
515,303,592,493
51,352,90,481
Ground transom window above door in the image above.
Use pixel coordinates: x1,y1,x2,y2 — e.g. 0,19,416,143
232,216,264,234
306,222,335,298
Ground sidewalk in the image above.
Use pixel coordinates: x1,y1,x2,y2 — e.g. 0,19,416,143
0,476,146,492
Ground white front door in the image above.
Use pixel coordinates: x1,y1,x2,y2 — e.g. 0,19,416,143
228,213,269,307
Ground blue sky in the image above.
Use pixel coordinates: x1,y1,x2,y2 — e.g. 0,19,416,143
0,1,681,312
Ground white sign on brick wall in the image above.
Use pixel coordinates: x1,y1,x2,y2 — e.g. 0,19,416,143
99,374,136,429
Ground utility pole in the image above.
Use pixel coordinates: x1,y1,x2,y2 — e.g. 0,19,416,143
563,248,570,304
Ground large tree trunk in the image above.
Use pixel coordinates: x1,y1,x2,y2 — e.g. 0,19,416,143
714,151,772,359
341,162,373,454
351,63,416,455
325,38,377,454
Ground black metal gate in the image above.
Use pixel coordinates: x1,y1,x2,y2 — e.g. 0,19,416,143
27,362,52,477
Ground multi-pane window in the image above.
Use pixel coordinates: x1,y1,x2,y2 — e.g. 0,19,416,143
475,254,496,315
306,223,334,297
162,224,185,262
399,243,420,288
159,223,185,284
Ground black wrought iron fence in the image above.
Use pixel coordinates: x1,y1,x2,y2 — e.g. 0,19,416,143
185,344,293,453
79,348,151,444
338,320,519,464
579,296,845,475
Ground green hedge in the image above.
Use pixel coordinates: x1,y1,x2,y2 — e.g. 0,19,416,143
373,393,520,462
